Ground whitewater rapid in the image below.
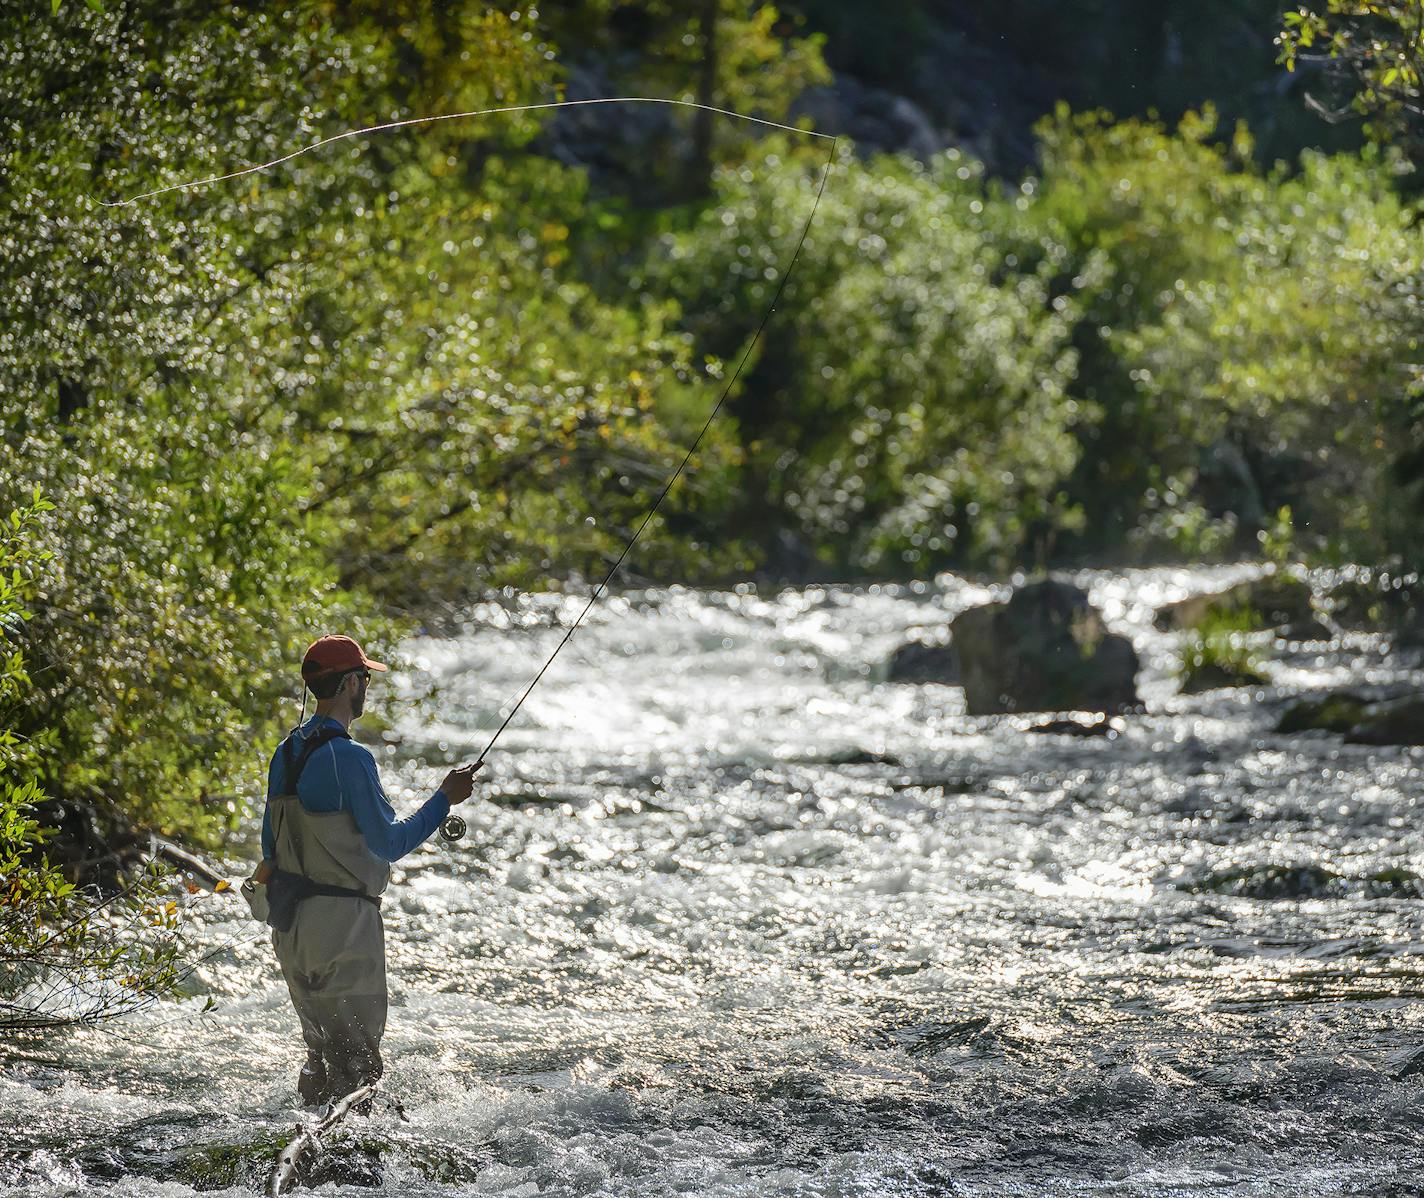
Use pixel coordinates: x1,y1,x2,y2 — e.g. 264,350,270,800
3,568,1423,1196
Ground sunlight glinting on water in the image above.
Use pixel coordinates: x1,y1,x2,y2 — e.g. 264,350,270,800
3,568,1423,1196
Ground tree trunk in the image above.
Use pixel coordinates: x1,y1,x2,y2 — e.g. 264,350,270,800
684,0,719,200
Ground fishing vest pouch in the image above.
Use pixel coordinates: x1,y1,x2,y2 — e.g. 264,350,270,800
241,871,272,924
264,869,380,934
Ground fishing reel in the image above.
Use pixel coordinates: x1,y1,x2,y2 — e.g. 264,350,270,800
439,814,467,842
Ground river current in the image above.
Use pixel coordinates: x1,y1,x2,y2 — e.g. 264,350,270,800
3,568,1424,1197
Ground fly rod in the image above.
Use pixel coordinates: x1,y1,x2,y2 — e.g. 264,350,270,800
101,98,837,844
439,132,838,842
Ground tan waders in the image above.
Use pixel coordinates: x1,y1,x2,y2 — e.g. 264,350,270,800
268,791,391,1106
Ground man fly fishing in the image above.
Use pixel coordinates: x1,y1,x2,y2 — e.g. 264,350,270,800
245,635,479,1107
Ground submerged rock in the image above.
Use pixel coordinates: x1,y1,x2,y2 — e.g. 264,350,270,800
1276,692,1368,735
1026,715,1125,738
950,579,1140,715
1276,690,1424,745
1184,863,1424,900
1177,660,1269,694
825,747,904,767
1346,695,1424,746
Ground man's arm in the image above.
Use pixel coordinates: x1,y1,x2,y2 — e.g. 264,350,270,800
338,744,453,863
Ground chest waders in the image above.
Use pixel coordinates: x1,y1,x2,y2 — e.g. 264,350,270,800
267,728,391,1107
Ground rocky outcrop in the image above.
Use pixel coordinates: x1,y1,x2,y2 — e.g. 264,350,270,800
791,76,945,160
1154,570,1330,640
950,579,1140,715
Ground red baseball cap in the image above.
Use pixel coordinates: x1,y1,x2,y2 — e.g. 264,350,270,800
301,635,388,680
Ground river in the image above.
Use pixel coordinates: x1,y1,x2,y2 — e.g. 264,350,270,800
3,568,1423,1196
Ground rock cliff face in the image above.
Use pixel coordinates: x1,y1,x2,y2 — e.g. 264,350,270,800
950,579,1140,715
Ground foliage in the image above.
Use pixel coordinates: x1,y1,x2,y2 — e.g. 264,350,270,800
2,0,738,849
1279,1,1424,158
653,141,1085,573
1176,605,1271,692
1023,106,1424,564
0,495,199,1032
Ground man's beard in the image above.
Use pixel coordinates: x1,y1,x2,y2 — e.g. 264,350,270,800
352,688,365,718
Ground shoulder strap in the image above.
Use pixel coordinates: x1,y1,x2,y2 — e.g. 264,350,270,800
282,726,353,791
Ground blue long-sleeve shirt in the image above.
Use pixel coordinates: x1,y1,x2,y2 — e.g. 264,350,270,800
261,715,450,863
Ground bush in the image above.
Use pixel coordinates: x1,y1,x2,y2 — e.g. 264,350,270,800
654,140,1086,572
1026,106,1424,563
1176,606,1271,693
0,495,196,1031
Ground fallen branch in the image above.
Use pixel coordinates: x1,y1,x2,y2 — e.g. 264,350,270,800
150,837,231,892
268,1084,378,1197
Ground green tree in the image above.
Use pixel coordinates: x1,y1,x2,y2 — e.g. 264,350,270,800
1279,1,1424,159
1025,106,1424,562
2,0,731,854
655,141,1084,573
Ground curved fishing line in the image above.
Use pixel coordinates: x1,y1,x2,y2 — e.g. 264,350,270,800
99,96,835,207
103,97,837,813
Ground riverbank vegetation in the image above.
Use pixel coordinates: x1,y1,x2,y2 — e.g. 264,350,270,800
4,1,1423,1015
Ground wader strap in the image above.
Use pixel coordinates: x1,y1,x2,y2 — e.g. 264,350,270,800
282,726,353,791
264,867,380,932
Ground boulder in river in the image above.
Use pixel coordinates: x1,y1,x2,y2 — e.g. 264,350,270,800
1178,659,1269,694
1276,691,1368,735
1027,715,1125,738
950,579,1140,716
1154,569,1329,640
886,636,960,684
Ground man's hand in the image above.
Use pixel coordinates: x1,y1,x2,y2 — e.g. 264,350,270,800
440,762,482,804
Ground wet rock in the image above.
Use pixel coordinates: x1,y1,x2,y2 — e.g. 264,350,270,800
825,747,903,766
1154,570,1326,639
1185,863,1424,900
1275,690,1424,745
1276,691,1368,735
1392,1046,1424,1079
950,579,1140,715
1346,695,1424,747
1027,715,1125,738
1322,567,1423,642
886,636,960,683
1178,660,1269,695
